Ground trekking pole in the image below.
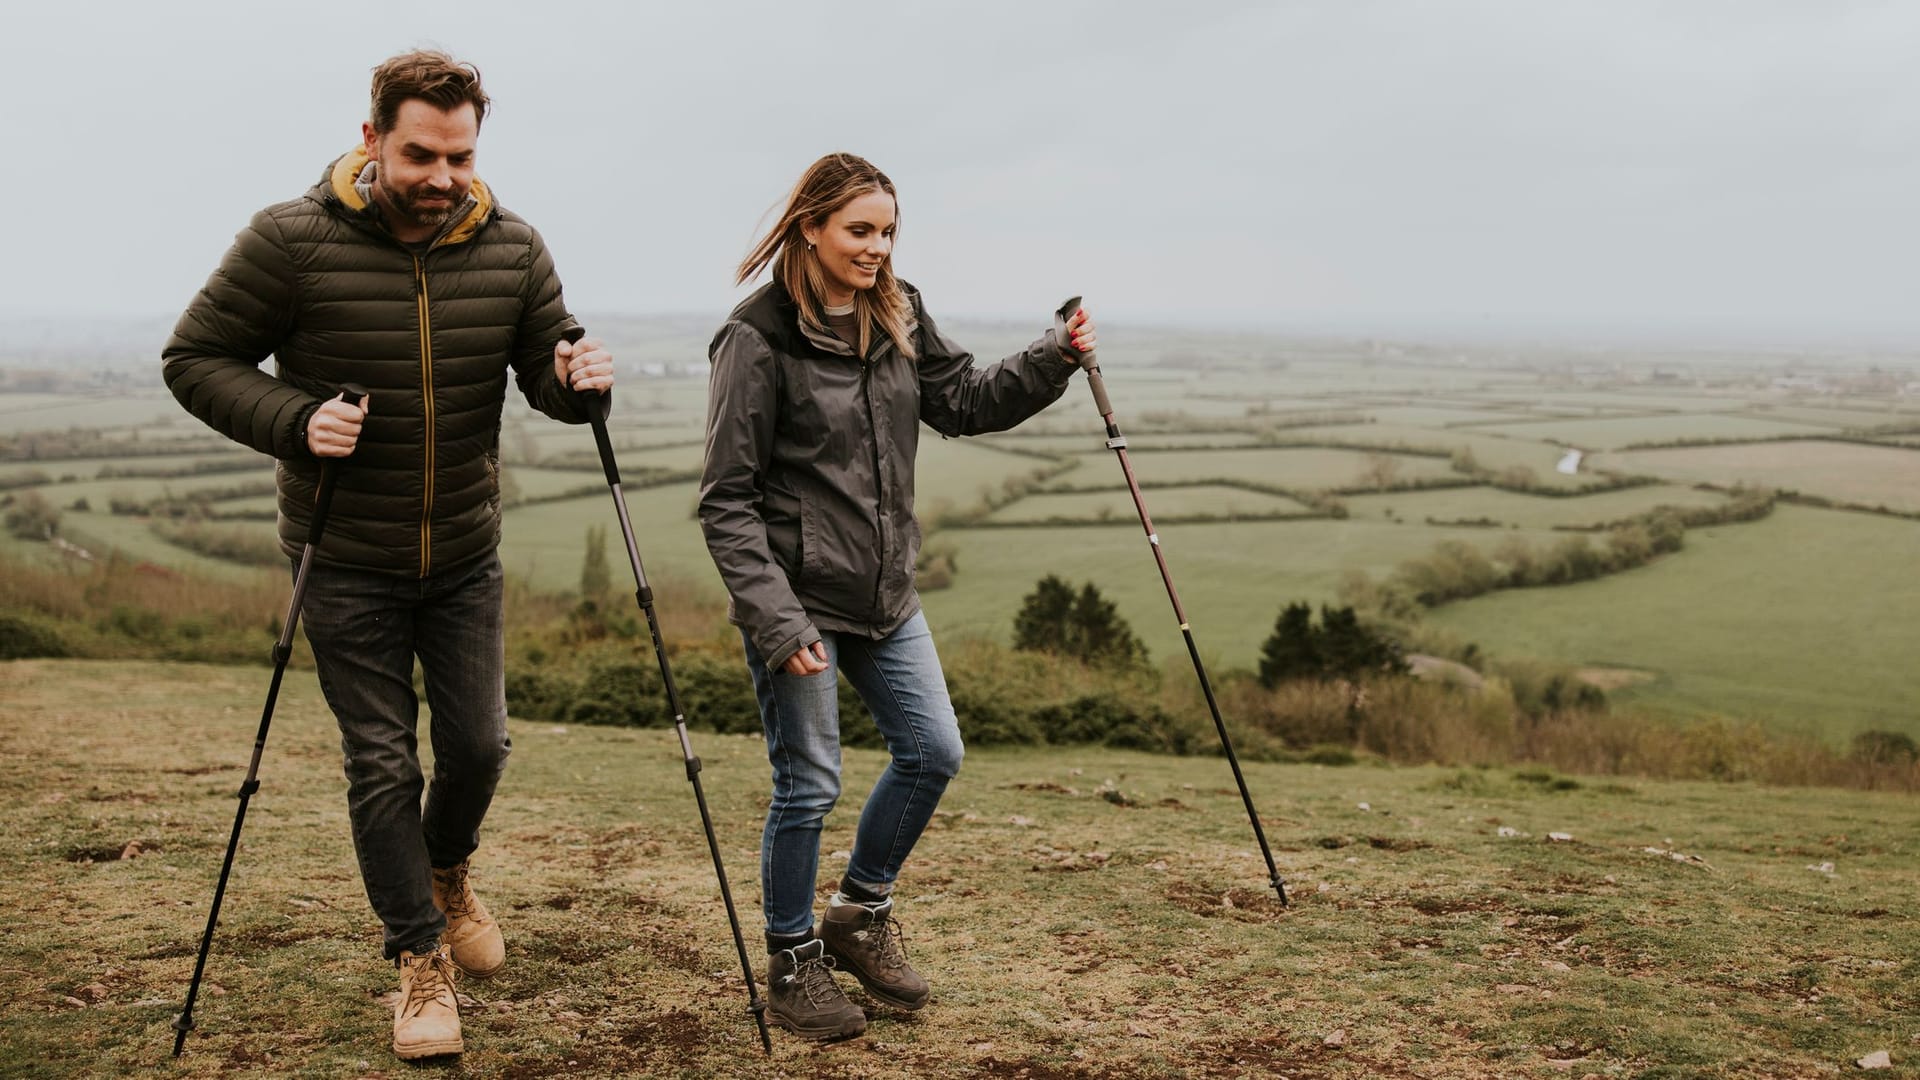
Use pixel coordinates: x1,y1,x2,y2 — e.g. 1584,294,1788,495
173,384,369,1056
563,328,773,1054
1053,298,1288,906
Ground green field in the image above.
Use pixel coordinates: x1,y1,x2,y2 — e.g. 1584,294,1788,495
1428,505,1920,741
913,437,1070,512
921,518,1569,669
500,464,608,501
0,451,265,486
1048,445,1457,490
1287,422,1589,487
982,431,1270,453
1737,404,1920,429
7,326,1920,753
984,484,1315,523
0,391,187,434
1469,413,1835,450
1601,440,1920,513
1341,483,1729,528
1363,404,1540,426
498,484,723,597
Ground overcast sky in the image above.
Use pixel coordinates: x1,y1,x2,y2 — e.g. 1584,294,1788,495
3,1,1917,345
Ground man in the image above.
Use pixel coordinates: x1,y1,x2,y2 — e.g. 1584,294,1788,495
163,50,613,1060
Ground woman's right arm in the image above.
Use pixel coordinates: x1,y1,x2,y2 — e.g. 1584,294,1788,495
697,322,820,671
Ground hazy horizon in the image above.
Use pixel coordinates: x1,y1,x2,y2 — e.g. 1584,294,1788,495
5,2,1919,350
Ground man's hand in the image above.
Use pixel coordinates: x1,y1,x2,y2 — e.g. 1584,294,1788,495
782,641,829,676
556,334,615,393
306,392,368,458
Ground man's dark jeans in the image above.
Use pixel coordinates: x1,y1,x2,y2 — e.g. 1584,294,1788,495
298,550,511,960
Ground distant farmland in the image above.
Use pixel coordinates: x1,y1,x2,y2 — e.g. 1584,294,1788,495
5,324,1918,745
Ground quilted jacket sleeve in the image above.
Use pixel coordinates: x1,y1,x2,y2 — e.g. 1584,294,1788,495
510,225,590,424
161,209,320,459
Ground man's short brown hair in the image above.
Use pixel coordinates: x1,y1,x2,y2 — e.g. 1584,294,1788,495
369,50,491,133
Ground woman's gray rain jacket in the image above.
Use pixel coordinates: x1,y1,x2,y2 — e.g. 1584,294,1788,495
699,282,1077,670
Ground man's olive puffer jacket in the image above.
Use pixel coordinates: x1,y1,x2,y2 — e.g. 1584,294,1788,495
163,147,588,576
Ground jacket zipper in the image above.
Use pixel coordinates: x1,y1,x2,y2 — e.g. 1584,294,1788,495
413,253,436,577
861,355,887,624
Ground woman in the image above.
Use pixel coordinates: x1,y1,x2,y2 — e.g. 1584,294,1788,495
698,152,1096,1041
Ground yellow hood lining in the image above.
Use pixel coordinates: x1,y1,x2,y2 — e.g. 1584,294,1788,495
327,146,493,247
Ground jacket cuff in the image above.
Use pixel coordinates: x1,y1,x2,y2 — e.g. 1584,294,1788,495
1040,330,1080,386
763,626,822,673
288,401,324,459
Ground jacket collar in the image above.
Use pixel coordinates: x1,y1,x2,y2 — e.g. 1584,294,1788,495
770,281,900,362
323,147,493,248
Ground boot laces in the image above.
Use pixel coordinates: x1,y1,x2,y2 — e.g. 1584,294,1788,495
792,952,846,1006
401,950,459,1018
437,865,476,920
861,912,910,971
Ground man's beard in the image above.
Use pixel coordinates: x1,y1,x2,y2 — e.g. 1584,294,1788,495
379,176,464,230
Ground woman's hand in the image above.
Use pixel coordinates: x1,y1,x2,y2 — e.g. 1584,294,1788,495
1064,307,1097,356
782,640,829,676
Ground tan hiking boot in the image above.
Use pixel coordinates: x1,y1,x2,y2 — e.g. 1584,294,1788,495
432,861,504,979
766,939,867,1040
393,944,462,1060
820,897,928,1011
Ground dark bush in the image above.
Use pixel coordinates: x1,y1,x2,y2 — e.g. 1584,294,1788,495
568,662,663,727
102,606,167,642
669,649,762,735
506,669,577,722
0,614,68,659
948,684,1044,747
1852,730,1918,766
1013,575,1148,669
1258,603,1406,688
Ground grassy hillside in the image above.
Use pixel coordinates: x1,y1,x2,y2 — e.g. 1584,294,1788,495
1428,505,1920,741
2,659,1914,1078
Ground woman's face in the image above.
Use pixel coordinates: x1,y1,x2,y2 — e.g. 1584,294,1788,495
804,189,896,306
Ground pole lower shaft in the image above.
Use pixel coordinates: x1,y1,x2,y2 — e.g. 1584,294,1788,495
587,402,773,1053
1088,375,1288,907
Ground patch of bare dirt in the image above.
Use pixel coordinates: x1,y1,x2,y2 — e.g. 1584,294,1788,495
1575,666,1656,690
1165,881,1288,923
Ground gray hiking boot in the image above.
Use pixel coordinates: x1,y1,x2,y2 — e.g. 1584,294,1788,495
766,939,867,1040
820,897,928,1011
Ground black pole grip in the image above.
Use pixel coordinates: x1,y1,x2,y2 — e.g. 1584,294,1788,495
305,383,368,547
562,326,621,487
563,325,614,422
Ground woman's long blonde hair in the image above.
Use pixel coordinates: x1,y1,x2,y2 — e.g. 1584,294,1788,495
736,153,916,360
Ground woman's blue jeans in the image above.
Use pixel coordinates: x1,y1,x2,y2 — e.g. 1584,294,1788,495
298,551,511,959
741,611,964,937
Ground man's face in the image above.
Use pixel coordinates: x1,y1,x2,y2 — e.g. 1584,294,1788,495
361,100,479,240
